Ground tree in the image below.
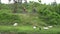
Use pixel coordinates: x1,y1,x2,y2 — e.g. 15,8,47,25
0,0,1,4
51,0,57,6
8,0,11,3
38,0,41,3
13,0,18,13
24,0,27,3
0,0,1,9
18,0,22,4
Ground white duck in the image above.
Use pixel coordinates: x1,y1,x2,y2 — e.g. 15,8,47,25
48,26,53,28
43,27,49,30
13,23,18,26
33,26,36,29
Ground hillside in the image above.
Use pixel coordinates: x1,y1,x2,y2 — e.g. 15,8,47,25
0,2,60,34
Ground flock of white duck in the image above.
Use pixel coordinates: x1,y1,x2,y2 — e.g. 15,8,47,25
13,23,53,30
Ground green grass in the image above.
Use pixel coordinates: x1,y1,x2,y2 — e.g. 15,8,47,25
0,26,39,32
0,26,60,34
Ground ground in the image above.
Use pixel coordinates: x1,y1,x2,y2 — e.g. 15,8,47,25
0,25,60,34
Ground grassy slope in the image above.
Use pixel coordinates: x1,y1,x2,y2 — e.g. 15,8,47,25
17,13,46,26
0,26,60,34
0,13,60,34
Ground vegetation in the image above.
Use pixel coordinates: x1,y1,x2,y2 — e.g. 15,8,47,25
0,0,60,34
0,13,21,25
0,26,60,34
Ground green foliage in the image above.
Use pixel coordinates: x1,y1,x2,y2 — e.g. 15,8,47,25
38,4,60,25
0,2,60,34
0,2,60,26
0,9,12,13
0,13,21,25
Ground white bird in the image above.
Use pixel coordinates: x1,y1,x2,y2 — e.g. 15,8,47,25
13,23,18,26
43,27,49,30
33,26,36,29
48,26,53,28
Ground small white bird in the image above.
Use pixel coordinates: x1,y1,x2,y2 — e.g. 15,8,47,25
48,26,53,28
13,23,18,26
43,27,49,30
33,26,36,29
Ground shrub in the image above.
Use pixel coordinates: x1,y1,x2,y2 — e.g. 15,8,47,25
0,13,21,25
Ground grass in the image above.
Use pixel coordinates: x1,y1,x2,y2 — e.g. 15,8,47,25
0,26,39,32
0,13,59,34
0,26,60,34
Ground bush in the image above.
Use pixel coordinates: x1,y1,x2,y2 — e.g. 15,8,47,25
0,13,21,25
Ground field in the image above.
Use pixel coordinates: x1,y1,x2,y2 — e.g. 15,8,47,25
0,26,60,34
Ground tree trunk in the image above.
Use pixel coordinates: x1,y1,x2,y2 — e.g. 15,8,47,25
0,0,1,10
24,0,27,3
9,0,11,2
18,0,22,4
0,0,1,4
13,0,18,13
